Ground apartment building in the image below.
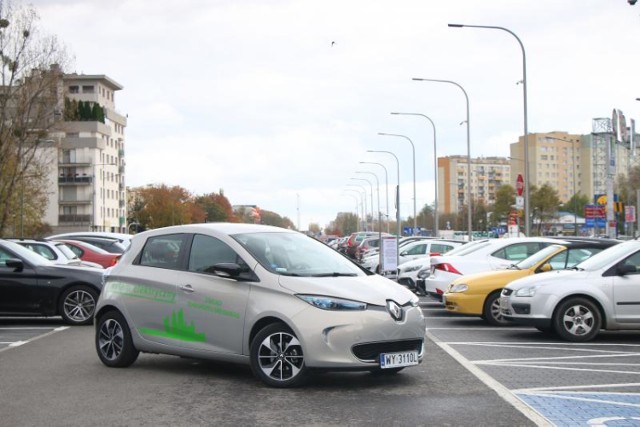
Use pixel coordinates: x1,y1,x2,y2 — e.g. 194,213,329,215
44,73,127,234
438,156,511,214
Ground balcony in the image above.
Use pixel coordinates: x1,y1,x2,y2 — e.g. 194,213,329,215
58,175,92,185
59,198,92,206
59,214,92,224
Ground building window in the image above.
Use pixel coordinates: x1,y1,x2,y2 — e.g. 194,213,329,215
69,85,79,93
82,85,95,93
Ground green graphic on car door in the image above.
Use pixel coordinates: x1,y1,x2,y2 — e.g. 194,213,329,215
139,308,206,342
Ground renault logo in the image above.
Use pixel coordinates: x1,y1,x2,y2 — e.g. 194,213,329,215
386,300,403,321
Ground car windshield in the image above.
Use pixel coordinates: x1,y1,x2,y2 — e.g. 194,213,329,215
574,240,640,271
515,244,564,269
54,243,80,261
234,232,365,277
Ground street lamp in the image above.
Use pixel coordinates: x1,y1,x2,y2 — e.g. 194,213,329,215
368,149,401,272
412,77,472,240
391,112,439,237
360,161,389,233
378,132,417,235
346,184,368,230
351,177,374,231
448,23,530,236
356,170,381,232
544,135,580,236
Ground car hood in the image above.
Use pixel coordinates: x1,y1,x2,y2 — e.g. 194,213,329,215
453,268,531,287
278,274,415,306
505,269,585,290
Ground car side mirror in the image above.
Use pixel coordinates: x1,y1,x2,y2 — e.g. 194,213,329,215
400,251,407,257
5,258,24,272
539,263,552,273
210,262,245,278
617,264,637,276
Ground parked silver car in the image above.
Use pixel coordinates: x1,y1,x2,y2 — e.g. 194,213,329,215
94,223,426,387
500,240,640,342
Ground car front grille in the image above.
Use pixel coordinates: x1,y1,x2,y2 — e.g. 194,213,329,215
352,339,423,362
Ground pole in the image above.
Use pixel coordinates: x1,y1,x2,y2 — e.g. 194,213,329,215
351,177,374,231
378,133,417,234
448,23,529,236
391,112,439,237
346,184,368,231
368,150,401,272
412,78,472,240
360,161,390,233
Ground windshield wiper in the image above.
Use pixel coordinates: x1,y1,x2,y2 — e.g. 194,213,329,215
310,272,358,277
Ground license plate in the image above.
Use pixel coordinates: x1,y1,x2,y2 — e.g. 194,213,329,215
379,351,419,369
499,297,508,310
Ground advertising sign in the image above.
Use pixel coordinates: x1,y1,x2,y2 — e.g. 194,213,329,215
625,206,636,223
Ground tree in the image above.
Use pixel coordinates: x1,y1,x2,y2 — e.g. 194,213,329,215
331,212,358,236
0,0,71,236
530,184,561,235
564,192,590,217
195,190,236,223
489,184,516,227
129,184,194,229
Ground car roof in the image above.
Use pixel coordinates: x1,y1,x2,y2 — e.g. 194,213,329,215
132,223,296,241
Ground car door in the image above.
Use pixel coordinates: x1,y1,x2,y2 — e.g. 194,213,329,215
0,248,42,314
175,234,252,355
611,250,640,325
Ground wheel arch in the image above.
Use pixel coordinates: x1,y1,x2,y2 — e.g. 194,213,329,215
552,293,608,327
248,316,294,353
56,281,101,314
95,303,122,324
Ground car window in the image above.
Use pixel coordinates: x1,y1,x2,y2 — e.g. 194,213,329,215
21,243,56,260
139,234,186,269
187,234,249,275
405,244,426,256
492,242,545,262
620,250,640,275
449,240,491,256
63,243,84,257
0,247,14,263
430,244,454,254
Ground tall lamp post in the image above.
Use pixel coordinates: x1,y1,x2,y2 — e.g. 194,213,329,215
346,184,368,230
360,161,389,233
351,177,374,231
391,112,439,237
378,132,417,235
356,170,381,232
368,150,401,272
412,78,472,240
448,23,530,236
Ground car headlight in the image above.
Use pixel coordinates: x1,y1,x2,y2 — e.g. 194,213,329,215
417,268,430,279
448,284,468,293
297,295,367,311
515,286,538,297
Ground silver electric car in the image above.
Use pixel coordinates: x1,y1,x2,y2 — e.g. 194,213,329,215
94,223,426,387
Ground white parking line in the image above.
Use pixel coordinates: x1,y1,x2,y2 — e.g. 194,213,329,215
0,326,69,354
425,329,553,427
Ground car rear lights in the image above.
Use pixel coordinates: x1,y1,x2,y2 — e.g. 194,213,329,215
110,256,121,267
434,263,462,275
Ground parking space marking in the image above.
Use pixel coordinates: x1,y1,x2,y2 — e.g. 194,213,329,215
425,329,553,426
428,336,640,426
0,326,69,353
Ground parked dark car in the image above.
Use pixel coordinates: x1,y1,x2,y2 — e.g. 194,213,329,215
46,235,128,254
0,240,104,325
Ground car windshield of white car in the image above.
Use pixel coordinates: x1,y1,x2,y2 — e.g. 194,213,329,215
234,232,364,277
574,240,640,271
515,244,564,270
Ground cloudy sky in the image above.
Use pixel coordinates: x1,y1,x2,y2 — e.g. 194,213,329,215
34,0,640,230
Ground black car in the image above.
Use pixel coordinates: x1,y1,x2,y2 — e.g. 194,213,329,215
0,240,104,325
47,235,128,254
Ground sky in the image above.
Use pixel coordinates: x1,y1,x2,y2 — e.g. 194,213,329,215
32,0,640,230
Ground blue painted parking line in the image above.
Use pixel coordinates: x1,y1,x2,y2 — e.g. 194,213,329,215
517,393,640,426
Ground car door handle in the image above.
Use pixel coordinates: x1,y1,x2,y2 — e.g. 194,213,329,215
179,284,195,293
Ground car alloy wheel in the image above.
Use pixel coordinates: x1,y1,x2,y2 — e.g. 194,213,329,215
250,323,307,387
483,291,511,326
60,286,98,325
553,297,602,342
96,310,139,367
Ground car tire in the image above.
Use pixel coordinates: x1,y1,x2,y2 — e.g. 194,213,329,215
95,310,139,368
250,322,307,388
482,291,511,326
553,297,602,342
59,285,98,325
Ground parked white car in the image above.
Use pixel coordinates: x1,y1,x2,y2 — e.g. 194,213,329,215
362,239,464,275
419,237,566,301
501,240,640,342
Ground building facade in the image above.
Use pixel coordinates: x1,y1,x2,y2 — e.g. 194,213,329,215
44,73,127,234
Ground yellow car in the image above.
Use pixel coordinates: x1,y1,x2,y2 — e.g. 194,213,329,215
442,241,617,326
